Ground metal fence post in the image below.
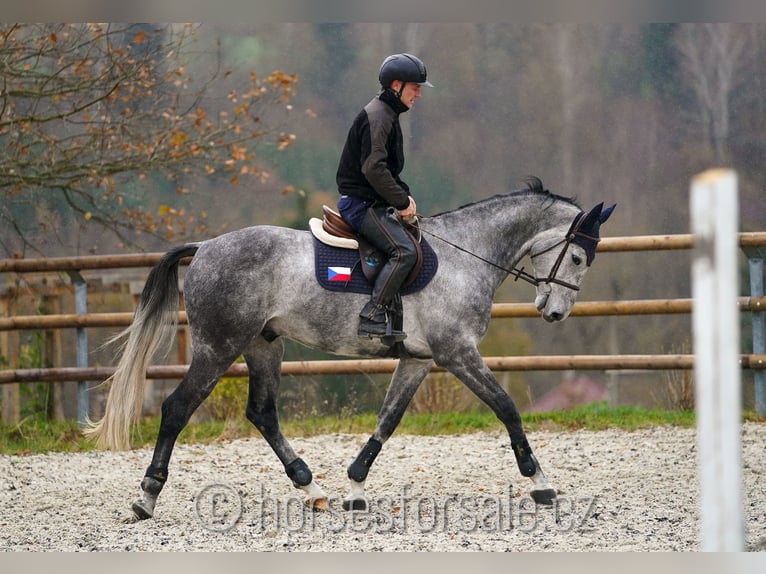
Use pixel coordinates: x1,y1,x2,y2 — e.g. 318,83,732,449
743,246,765,416
67,271,89,427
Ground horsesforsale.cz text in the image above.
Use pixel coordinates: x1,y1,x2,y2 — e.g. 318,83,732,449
194,482,598,534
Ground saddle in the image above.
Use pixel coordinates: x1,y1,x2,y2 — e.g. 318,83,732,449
309,205,424,287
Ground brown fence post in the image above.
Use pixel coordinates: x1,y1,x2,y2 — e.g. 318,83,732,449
43,294,66,420
1,296,20,424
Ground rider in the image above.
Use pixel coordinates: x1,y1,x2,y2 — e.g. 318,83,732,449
336,53,433,343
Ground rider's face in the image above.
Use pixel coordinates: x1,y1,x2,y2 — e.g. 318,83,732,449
392,81,422,109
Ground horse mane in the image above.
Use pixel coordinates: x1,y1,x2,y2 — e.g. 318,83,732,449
429,176,581,218
519,176,580,208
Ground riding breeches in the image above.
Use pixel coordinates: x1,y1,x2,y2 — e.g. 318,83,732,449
358,204,418,317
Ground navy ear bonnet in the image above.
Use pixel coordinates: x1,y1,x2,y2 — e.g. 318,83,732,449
571,202,616,266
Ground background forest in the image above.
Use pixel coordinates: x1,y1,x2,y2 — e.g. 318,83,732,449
2,23,764,420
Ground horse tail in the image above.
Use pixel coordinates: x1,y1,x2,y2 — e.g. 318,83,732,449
84,243,200,450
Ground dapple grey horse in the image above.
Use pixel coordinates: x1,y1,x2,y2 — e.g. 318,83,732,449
86,177,615,519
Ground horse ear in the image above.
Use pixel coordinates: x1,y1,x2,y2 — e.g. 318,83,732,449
599,203,616,224
580,202,604,228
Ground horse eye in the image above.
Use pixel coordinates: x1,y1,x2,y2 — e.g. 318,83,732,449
572,254,583,266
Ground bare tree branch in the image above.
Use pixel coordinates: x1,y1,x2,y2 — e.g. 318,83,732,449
0,23,299,256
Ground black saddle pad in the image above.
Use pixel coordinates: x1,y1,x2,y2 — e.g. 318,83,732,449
313,236,438,295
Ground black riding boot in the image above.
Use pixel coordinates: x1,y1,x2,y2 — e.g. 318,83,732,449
357,205,418,343
358,301,406,342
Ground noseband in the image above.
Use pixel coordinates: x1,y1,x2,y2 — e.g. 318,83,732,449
510,211,600,292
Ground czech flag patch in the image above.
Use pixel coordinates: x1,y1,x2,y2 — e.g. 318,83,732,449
327,266,352,282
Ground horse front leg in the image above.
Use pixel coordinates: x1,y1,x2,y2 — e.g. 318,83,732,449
436,347,557,505
344,357,433,511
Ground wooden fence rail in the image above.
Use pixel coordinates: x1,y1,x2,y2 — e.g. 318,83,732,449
1,354,764,385
1,297,765,331
6,297,766,331
2,232,765,274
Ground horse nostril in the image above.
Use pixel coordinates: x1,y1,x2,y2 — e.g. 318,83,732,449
549,311,563,322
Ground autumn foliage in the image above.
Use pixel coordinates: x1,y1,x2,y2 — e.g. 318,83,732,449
0,23,298,255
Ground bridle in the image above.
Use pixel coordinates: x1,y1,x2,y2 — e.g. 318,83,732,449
512,211,600,292
417,210,599,293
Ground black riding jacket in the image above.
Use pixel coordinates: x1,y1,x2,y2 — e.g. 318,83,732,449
336,89,411,211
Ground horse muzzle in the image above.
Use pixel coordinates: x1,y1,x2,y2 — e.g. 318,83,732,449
535,288,569,323
542,309,566,323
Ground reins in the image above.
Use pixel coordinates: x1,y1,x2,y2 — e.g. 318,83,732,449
414,210,597,292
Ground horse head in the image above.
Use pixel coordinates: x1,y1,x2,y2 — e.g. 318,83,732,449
530,202,616,322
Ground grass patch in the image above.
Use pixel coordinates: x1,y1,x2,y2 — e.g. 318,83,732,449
522,402,697,431
1,402,762,456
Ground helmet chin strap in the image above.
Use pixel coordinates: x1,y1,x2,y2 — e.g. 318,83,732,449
392,81,405,99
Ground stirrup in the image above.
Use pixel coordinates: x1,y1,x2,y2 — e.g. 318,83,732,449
380,331,407,346
357,317,407,345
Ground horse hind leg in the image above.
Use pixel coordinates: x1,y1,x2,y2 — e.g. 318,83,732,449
243,336,328,510
131,349,240,520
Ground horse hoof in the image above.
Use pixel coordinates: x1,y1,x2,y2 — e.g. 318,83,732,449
342,497,368,512
531,488,557,506
131,498,155,520
305,497,329,511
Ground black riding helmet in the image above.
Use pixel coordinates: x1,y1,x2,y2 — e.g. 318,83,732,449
378,53,434,94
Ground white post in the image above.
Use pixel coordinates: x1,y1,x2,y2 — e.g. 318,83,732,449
690,168,744,551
